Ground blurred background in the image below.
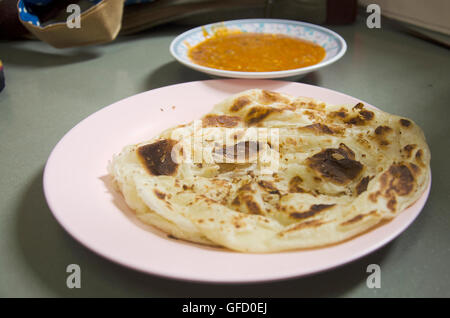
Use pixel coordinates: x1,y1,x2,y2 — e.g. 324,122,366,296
1,0,448,47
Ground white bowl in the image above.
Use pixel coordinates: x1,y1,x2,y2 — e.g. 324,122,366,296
170,19,347,79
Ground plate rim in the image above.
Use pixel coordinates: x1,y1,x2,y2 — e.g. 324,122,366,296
169,18,347,79
43,79,431,284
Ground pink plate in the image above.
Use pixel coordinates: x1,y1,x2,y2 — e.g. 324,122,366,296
43,80,431,283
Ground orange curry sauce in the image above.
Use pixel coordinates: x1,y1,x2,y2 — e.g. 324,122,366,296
188,31,326,72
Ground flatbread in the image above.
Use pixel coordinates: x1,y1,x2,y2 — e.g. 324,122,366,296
109,89,430,252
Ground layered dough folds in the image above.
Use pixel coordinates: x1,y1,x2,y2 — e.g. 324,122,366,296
109,89,430,252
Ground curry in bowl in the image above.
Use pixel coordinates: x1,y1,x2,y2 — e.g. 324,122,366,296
187,28,326,72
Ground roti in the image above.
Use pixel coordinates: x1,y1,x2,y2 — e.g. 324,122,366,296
108,89,431,253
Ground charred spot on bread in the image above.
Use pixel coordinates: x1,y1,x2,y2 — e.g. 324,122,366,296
290,204,335,219
230,96,251,112
153,189,166,200
137,139,179,176
356,176,372,195
245,106,280,125
344,109,375,126
307,144,363,185
400,119,412,127
378,163,416,211
257,180,280,194
375,125,393,135
289,176,306,193
202,114,241,127
340,210,378,226
244,196,261,214
381,164,415,196
415,149,424,166
373,125,393,146
280,220,325,235
259,90,290,105
403,144,417,158
352,103,364,110
302,123,335,135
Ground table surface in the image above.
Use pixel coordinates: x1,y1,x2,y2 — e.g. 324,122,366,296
0,15,449,297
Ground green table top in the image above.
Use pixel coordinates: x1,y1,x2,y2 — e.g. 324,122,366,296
0,16,449,297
